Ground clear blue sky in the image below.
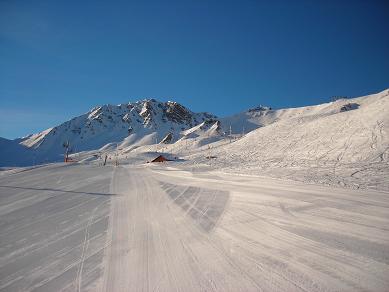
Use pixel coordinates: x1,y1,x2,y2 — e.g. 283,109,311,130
1,0,388,139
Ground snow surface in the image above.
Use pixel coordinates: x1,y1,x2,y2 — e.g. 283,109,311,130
0,163,388,291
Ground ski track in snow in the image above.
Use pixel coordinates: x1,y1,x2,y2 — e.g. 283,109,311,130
0,163,389,291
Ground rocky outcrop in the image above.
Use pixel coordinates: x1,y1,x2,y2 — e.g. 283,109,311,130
160,132,173,144
164,102,193,125
340,103,360,112
139,101,156,126
248,105,272,112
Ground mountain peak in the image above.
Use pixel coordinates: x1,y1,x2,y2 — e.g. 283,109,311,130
247,105,272,112
16,98,217,163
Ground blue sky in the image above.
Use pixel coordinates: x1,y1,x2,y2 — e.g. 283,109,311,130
1,0,388,139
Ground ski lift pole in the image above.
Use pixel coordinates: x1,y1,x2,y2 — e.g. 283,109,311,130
115,143,119,166
63,140,70,162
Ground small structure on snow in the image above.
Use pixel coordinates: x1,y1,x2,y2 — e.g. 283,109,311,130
340,103,360,112
150,155,170,163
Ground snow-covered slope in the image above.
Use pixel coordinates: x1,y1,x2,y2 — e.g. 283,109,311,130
219,105,274,134
0,137,36,167
2,163,388,291
181,119,221,139
190,89,389,190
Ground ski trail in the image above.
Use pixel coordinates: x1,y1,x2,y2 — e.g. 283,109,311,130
76,200,106,292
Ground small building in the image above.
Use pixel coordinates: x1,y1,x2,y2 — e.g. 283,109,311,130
151,155,169,163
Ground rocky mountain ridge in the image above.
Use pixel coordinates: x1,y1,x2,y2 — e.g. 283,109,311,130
3,99,220,165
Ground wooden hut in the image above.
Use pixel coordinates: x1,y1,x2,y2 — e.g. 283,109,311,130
151,155,169,163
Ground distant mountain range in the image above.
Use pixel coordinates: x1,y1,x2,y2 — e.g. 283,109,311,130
0,99,273,166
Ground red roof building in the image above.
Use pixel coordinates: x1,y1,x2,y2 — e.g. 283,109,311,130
151,155,169,163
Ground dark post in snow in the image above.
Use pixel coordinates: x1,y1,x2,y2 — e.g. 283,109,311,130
115,143,119,166
63,140,70,162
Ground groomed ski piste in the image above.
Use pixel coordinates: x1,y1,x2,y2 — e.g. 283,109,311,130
1,89,388,291
1,163,388,291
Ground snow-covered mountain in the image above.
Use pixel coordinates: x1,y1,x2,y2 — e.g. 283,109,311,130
3,99,216,166
0,97,281,166
0,137,36,167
